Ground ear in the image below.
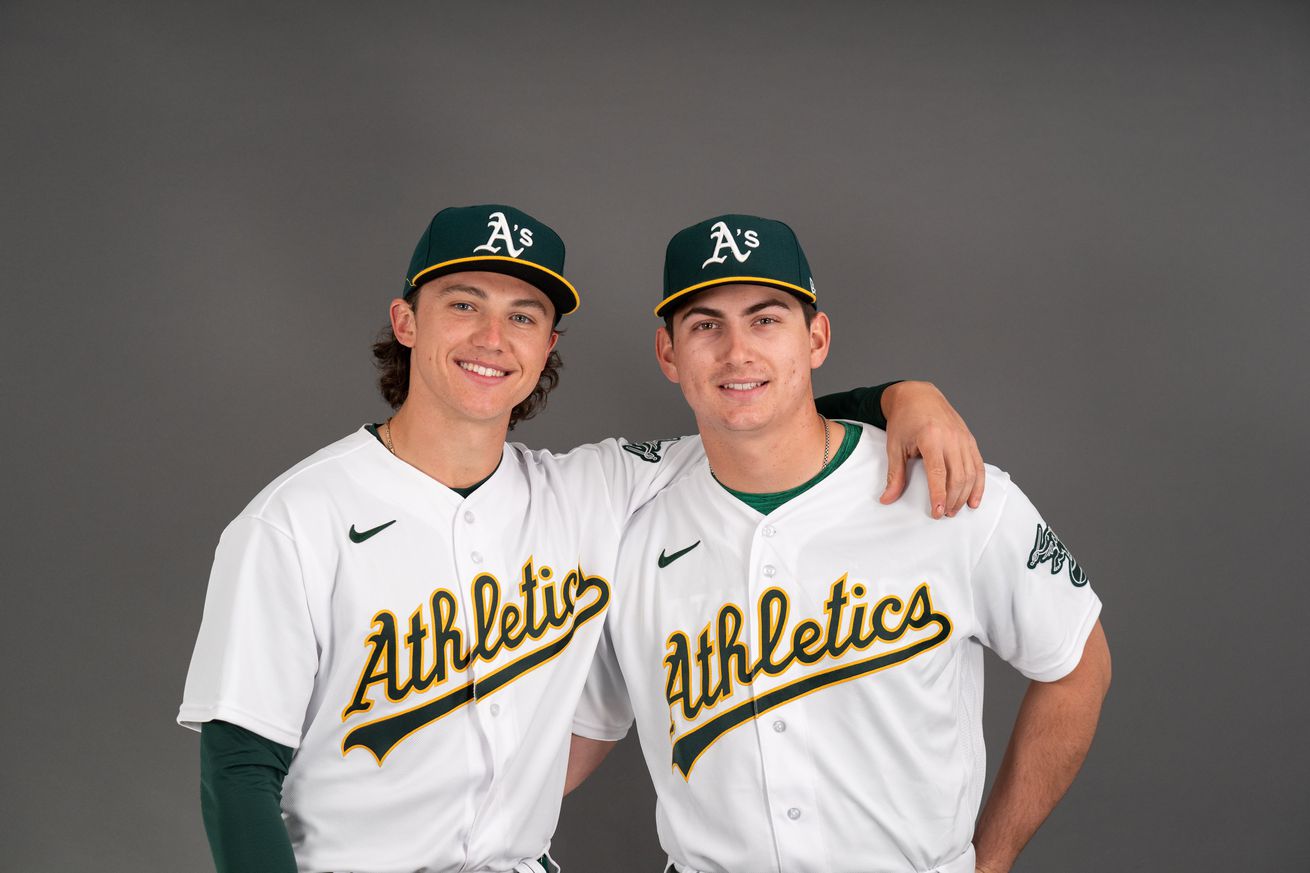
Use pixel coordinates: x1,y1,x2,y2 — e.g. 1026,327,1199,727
390,296,418,348
546,330,559,357
655,326,680,384
808,311,831,369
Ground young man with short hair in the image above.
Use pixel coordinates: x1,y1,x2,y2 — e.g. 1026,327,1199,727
569,214,1111,873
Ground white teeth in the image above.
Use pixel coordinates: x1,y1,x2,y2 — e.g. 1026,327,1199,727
723,382,764,390
460,362,507,377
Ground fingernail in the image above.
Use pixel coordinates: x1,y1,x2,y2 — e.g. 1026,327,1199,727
934,504,944,518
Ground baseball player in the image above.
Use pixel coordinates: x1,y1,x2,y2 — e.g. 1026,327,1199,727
568,214,1112,873
178,205,987,873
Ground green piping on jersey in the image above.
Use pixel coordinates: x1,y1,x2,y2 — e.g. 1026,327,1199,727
717,421,861,514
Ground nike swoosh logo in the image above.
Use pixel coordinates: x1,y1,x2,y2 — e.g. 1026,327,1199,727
658,540,701,568
349,520,397,543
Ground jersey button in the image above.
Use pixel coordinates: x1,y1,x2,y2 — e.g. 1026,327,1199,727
490,703,501,717
464,511,476,524
786,807,802,820
762,564,777,578
772,719,786,733
762,524,775,537
471,551,483,564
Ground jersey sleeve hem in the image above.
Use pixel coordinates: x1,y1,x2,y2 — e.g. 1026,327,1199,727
177,702,304,749
1017,595,1103,683
570,716,631,742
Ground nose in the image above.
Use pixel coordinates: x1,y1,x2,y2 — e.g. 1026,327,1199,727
472,314,504,349
721,323,754,366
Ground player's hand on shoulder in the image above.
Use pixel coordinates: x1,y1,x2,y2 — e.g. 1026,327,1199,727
879,381,984,518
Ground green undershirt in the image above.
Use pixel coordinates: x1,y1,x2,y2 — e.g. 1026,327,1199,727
718,421,862,514
200,721,296,873
814,382,894,431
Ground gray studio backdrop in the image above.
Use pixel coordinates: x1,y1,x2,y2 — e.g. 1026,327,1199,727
3,1,1307,870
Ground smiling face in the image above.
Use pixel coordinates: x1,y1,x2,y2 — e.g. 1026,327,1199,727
391,271,559,428
656,283,830,438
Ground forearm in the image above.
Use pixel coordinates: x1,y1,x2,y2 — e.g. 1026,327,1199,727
564,734,618,795
974,624,1111,873
200,721,298,873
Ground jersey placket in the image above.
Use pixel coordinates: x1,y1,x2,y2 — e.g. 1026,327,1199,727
746,517,825,873
469,499,523,753
452,488,528,863
446,492,504,862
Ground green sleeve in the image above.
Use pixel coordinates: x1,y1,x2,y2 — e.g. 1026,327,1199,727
815,382,902,431
200,720,298,873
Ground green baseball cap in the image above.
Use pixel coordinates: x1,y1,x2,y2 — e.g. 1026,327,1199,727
657,213,817,317
405,204,579,318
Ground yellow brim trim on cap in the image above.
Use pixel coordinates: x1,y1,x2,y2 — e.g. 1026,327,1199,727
409,255,580,314
653,276,816,317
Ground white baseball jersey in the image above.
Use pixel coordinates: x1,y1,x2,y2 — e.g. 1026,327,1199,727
573,423,1101,873
179,426,701,873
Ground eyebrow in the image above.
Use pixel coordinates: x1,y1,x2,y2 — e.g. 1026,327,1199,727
678,298,791,324
509,297,549,314
438,283,486,299
437,283,549,315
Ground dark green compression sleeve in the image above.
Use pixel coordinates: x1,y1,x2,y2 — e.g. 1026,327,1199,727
200,720,298,873
814,381,901,431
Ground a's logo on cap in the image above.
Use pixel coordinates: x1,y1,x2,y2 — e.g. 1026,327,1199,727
473,211,534,259
701,221,760,269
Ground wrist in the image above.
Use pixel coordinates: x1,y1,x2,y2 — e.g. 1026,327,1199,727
973,844,1014,873
974,860,1010,873
879,379,926,417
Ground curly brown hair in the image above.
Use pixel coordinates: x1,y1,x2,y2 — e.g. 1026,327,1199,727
372,290,563,430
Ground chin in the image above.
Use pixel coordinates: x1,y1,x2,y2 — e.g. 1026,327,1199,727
709,408,773,433
451,394,519,424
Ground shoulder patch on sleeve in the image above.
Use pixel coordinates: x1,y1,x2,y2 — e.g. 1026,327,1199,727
622,437,681,463
1026,523,1090,587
